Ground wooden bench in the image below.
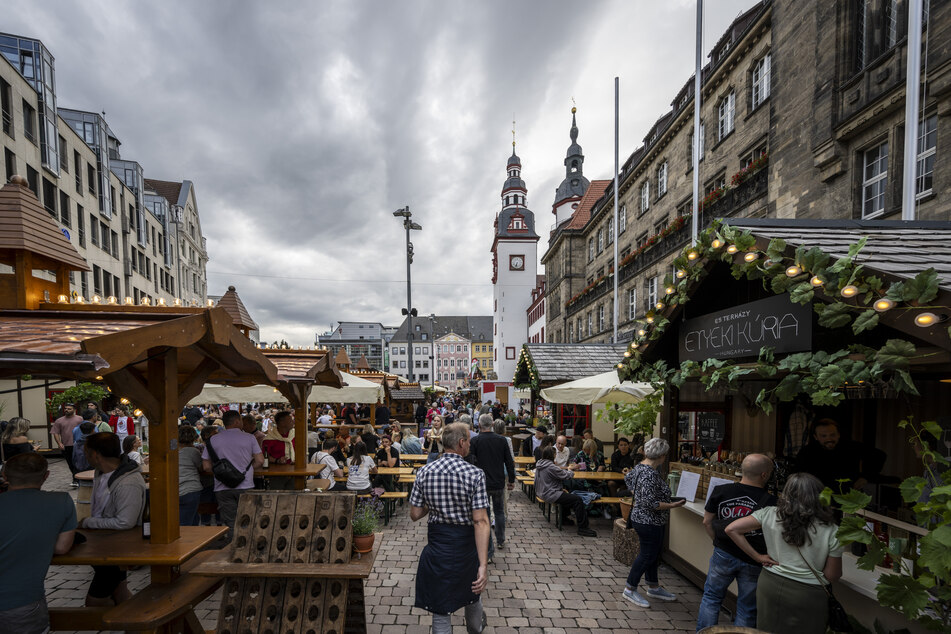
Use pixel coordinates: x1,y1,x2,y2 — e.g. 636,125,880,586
357,491,409,525
535,496,624,531
516,476,534,499
49,550,222,632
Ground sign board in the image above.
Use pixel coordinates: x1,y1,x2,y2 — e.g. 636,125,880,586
679,294,812,362
698,412,726,452
676,470,701,502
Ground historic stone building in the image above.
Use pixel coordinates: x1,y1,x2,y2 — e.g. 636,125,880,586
548,0,950,343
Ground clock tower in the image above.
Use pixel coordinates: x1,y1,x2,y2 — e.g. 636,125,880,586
492,142,540,386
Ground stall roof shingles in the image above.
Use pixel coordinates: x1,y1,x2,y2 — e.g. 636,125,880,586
215,286,259,331
726,220,951,291
525,343,629,383
391,384,425,401
0,180,90,270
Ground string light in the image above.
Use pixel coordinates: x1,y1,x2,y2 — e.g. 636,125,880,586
665,286,675,295
91,295,101,304
914,312,939,327
676,269,686,279
785,265,801,277
873,298,895,312
840,285,859,298
623,351,631,357
157,298,167,306
74,296,85,304
655,301,664,310
637,329,647,337
206,299,215,307
687,250,699,260
711,239,723,249
133,409,143,417
123,297,134,305
139,296,151,306
810,276,824,287
172,298,182,306
646,315,654,324
95,375,103,381
58,295,69,304
120,398,130,405
743,252,759,263
106,296,117,304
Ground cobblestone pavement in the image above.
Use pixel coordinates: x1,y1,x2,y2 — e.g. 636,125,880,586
41,458,703,633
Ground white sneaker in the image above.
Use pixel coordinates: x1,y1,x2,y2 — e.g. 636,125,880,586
645,586,676,601
622,588,650,608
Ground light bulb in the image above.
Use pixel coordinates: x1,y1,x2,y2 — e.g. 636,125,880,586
785,265,801,277
915,312,939,327
95,375,103,381
172,298,182,306
133,409,143,417
623,351,631,357
139,296,151,306
637,329,647,337
676,269,686,279
646,315,654,324
687,250,699,260
840,285,859,298
726,245,738,254
123,297,134,305
711,239,723,249
617,363,624,369
74,296,85,304
157,298,167,306
873,298,895,312
206,299,215,307
120,397,130,405
810,276,824,287
655,301,664,310
744,252,759,263
106,296,117,304
57,294,69,304
665,286,675,295
91,295,101,304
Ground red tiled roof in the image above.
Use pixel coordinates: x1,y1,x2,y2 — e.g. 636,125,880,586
566,180,611,230
144,179,183,205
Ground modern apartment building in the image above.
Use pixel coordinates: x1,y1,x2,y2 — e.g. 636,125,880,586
0,32,208,305
544,0,950,343
317,321,392,372
387,315,493,385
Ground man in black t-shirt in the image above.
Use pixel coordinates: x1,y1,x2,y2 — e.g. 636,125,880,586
373,436,400,491
697,454,776,631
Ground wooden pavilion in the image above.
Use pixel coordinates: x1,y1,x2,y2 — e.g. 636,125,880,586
214,285,259,339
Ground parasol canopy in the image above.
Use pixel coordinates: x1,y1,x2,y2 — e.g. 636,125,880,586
539,370,653,405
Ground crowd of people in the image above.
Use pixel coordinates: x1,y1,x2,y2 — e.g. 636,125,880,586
0,395,858,634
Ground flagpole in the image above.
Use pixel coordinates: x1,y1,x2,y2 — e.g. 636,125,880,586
613,76,620,343
691,0,703,243
902,0,924,221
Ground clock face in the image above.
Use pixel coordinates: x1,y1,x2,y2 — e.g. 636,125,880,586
510,255,524,270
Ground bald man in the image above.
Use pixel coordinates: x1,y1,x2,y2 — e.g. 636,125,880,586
696,454,776,631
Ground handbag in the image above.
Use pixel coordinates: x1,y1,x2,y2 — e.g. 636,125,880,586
205,435,253,489
797,547,853,632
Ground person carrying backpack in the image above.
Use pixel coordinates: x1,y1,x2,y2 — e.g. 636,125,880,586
200,411,263,536
70,421,96,473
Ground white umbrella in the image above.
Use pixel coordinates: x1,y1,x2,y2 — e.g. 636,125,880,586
187,372,385,406
540,370,653,405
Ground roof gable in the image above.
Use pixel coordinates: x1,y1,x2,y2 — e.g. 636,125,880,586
566,180,611,230
0,178,89,271
215,285,259,330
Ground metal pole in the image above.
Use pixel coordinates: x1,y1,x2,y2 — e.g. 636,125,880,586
691,0,703,243
405,214,414,382
902,0,924,221
613,77,620,343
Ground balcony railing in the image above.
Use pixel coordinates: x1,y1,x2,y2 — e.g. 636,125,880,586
564,165,768,318
2,109,12,137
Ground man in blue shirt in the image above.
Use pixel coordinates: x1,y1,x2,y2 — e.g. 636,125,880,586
0,453,76,634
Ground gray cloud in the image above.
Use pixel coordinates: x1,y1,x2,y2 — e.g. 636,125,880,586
5,0,753,343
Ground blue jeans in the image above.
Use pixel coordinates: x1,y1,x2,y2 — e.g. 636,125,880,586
626,522,665,589
696,547,762,630
179,490,201,526
486,489,505,559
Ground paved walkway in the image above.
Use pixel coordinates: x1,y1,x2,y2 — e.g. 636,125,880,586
41,458,703,633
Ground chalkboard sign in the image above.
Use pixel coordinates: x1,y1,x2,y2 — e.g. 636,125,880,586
679,294,812,362
698,412,726,452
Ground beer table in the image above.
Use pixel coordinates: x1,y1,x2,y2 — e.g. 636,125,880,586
514,456,536,466
526,469,624,481
400,453,429,462
253,463,322,477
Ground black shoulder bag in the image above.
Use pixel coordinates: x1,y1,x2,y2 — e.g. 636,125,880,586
798,547,853,632
205,435,254,489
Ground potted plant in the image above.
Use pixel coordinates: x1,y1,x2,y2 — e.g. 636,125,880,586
352,496,382,553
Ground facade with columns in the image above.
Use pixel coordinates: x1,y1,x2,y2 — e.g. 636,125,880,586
491,145,539,384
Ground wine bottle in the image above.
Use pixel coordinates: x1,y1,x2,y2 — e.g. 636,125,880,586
141,493,151,539
262,447,270,469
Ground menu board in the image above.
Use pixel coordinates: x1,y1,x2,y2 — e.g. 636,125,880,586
698,412,726,453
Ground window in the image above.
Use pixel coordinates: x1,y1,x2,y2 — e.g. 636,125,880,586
640,181,650,214
885,0,898,49
450,359,455,367
90,212,99,245
568,321,574,342
646,276,658,311
598,305,605,332
619,205,627,233
414,346,420,354
456,344,462,353
628,288,637,320
77,205,85,246
4,148,15,183
718,92,735,140
92,264,102,295
607,220,614,244
73,151,81,193
657,162,668,196
0,78,11,137
59,190,69,227
597,228,604,253
587,312,593,336
576,317,582,341
655,217,669,236
752,54,771,109
917,115,937,197
588,238,594,262
87,163,96,195
415,360,421,368
855,0,867,70
22,100,36,143
400,361,406,369
636,231,649,248
506,347,515,360
42,178,56,217
743,144,768,167
26,165,38,197
58,136,68,172
862,141,888,218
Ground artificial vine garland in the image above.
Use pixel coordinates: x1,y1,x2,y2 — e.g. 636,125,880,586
618,221,950,414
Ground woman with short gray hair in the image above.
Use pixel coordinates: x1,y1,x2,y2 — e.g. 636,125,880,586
621,436,685,609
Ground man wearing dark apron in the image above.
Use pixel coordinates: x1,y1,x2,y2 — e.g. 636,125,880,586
410,422,490,634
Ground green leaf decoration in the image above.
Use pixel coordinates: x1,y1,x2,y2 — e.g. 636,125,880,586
734,231,757,251
919,525,951,579
816,364,847,387
766,237,787,261
852,309,879,334
892,369,920,396
758,347,775,365
832,489,873,513
877,339,916,369
773,374,801,401
837,514,873,544
799,246,830,273
817,302,853,328
857,535,888,570
865,275,883,291
922,419,944,440
885,281,906,301
902,269,940,304
789,282,815,304
900,476,927,503
876,575,932,617
812,387,844,406
770,273,793,294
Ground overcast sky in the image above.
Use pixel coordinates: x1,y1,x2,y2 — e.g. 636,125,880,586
7,0,754,345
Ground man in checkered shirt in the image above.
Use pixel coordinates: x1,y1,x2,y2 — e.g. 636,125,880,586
410,422,490,634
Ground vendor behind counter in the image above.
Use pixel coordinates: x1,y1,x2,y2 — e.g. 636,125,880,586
794,418,886,491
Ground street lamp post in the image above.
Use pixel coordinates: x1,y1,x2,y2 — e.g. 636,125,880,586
428,313,436,389
394,207,421,382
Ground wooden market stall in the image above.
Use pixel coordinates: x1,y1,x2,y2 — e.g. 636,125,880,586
513,343,628,445
389,381,425,421
616,218,951,633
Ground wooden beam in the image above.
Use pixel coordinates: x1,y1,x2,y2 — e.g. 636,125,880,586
179,356,220,407
293,382,311,489
148,347,180,547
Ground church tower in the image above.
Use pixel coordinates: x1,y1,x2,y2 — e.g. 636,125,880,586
492,140,539,385
552,107,590,227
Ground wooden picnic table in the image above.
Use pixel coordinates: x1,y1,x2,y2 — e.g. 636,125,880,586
526,469,624,481
52,525,226,568
254,463,322,477
401,454,429,461
514,456,536,465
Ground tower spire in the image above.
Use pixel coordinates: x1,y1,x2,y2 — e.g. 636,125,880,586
552,102,590,222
